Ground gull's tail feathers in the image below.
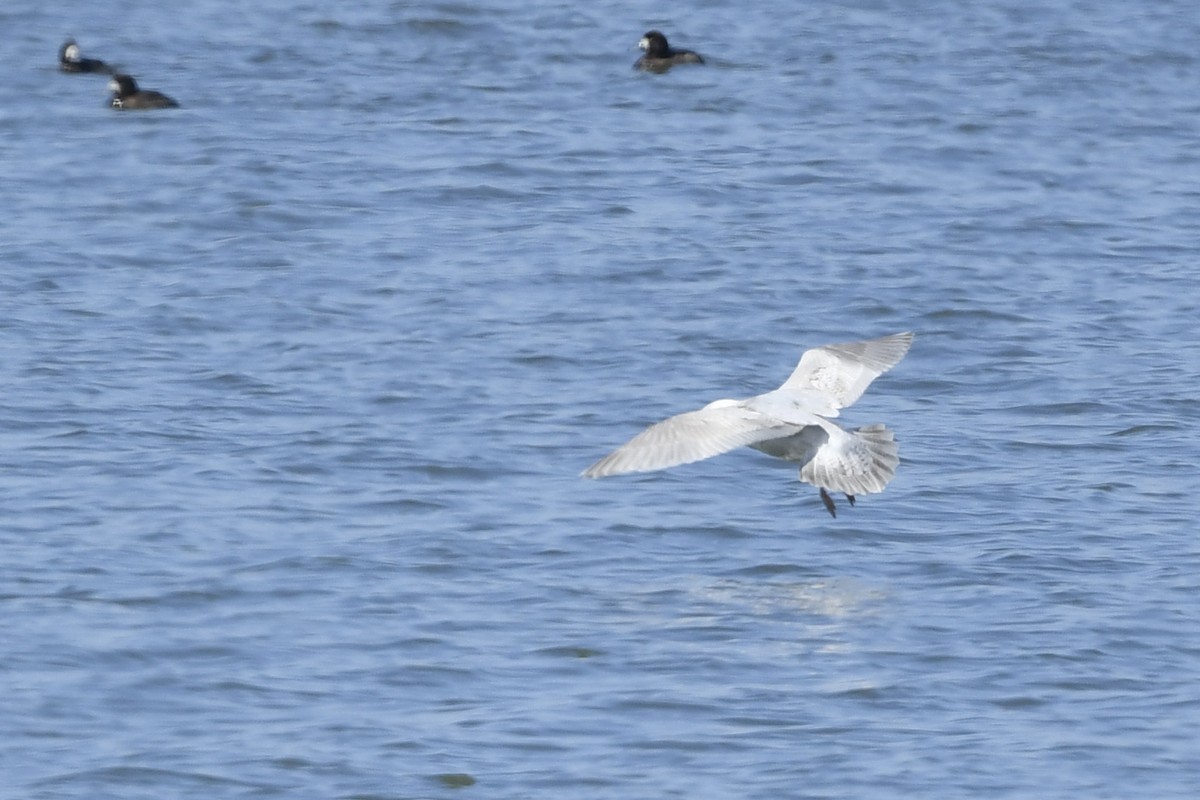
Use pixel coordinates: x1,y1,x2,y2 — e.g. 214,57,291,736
799,423,899,497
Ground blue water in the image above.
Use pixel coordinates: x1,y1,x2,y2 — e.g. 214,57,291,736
3,1,1199,798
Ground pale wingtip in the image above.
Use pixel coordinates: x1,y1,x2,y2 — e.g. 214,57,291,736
580,462,606,479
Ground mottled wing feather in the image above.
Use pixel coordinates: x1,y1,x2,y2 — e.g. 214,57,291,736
781,332,913,409
583,404,801,478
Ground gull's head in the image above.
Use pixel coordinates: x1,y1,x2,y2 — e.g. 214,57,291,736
702,398,740,410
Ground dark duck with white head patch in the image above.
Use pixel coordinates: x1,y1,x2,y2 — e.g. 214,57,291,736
108,74,179,110
59,39,112,74
635,30,704,72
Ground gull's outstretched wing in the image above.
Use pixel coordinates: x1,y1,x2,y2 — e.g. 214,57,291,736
582,403,801,478
779,332,913,410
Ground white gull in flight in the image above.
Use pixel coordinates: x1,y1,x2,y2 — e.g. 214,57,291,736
583,332,914,517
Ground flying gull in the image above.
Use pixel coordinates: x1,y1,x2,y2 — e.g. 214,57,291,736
583,332,913,516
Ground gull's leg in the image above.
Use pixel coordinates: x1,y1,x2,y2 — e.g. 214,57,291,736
819,487,837,518
846,494,856,507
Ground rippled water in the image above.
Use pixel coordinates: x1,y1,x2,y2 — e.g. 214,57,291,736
4,1,1199,798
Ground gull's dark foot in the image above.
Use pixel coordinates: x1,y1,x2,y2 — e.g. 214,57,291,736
819,487,837,518
846,494,856,507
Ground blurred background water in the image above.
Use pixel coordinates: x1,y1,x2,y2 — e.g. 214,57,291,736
2,1,1199,798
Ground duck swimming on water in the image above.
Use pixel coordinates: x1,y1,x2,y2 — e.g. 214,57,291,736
108,74,179,110
635,30,705,72
59,39,112,74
